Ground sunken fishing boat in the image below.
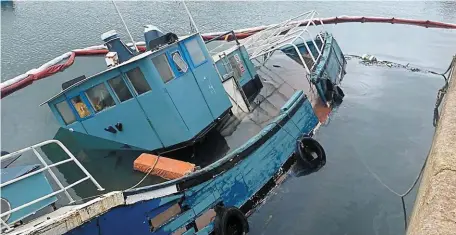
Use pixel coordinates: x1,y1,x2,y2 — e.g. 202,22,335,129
1,10,346,235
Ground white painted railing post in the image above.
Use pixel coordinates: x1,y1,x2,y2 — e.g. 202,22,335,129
0,140,104,232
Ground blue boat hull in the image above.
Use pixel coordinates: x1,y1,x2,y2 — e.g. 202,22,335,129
62,33,346,235
281,33,347,103
67,91,318,235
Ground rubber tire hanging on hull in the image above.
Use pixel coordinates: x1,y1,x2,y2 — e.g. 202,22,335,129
323,79,344,105
214,206,249,235
324,79,335,103
296,136,326,170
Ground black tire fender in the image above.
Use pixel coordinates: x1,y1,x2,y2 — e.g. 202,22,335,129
333,86,345,105
323,79,334,103
213,206,249,235
295,136,326,170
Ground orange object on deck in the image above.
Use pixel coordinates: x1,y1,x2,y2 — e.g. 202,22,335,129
133,153,196,180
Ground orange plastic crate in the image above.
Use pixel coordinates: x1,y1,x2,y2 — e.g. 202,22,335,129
133,153,196,180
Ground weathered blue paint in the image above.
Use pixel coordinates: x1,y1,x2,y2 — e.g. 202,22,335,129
1,165,57,224
280,39,323,64
281,35,345,103
58,33,344,235
310,34,346,103
66,90,318,235
47,34,232,152
183,227,196,235
195,223,213,235
214,45,256,86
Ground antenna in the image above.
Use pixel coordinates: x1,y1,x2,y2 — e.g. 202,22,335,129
111,0,139,52
182,0,199,33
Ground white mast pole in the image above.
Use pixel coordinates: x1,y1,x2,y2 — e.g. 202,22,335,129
182,0,199,33
111,0,140,52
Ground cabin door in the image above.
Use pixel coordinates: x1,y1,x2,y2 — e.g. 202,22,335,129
182,38,233,118
156,48,214,136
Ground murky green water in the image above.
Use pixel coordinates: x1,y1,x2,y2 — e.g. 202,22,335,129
1,1,456,234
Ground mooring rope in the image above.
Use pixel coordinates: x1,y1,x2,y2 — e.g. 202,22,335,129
346,54,456,229
355,146,427,229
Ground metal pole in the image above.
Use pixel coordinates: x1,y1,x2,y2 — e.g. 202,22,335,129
55,141,105,191
32,148,74,203
1,218,12,232
289,43,311,74
182,0,199,33
111,0,139,52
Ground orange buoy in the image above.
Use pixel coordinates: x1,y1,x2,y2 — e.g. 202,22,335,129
133,153,196,180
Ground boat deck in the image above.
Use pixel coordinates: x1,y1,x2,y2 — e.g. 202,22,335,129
18,49,330,206
169,50,328,167
3,50,331,235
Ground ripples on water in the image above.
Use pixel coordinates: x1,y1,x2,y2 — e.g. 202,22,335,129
1,1,456,235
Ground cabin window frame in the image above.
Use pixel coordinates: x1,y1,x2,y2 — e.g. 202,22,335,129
167,49,189,78
85,82,117,114
152,52,176,83
124,67,153,97
107,75,134,103
54,99,77,125
183,37,208,68
66,93,95,121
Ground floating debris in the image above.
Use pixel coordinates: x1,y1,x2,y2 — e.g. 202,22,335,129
345,54,436,74
361,54,377,62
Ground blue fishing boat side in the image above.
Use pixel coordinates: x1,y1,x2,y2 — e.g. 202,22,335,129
67,90,317,235
1,11,347,235
281,33,346,104
62,32,345,235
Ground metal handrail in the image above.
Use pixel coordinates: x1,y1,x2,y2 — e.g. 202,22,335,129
242,10,327,71
205,30,240,45
0,140,104,232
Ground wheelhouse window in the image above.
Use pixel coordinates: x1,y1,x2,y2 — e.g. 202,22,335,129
126,68,152,95
86,83,116,113
228,55,242,78
70,96,91,118
171,51,188,73
108,76,133,102
185,39,206,66
152,54,174,83
55,101,76,125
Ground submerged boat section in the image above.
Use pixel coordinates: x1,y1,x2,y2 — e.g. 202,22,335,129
1,10,347,235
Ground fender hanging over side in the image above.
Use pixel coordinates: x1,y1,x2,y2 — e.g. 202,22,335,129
333,85,345,105
323,79,345,105
323,79,335,103
295,135,326,170
214,206,249,235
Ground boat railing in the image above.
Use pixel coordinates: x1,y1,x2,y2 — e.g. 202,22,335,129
242,10,327,73
207,31,242,57
205,30,241,45
0,140,104,233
